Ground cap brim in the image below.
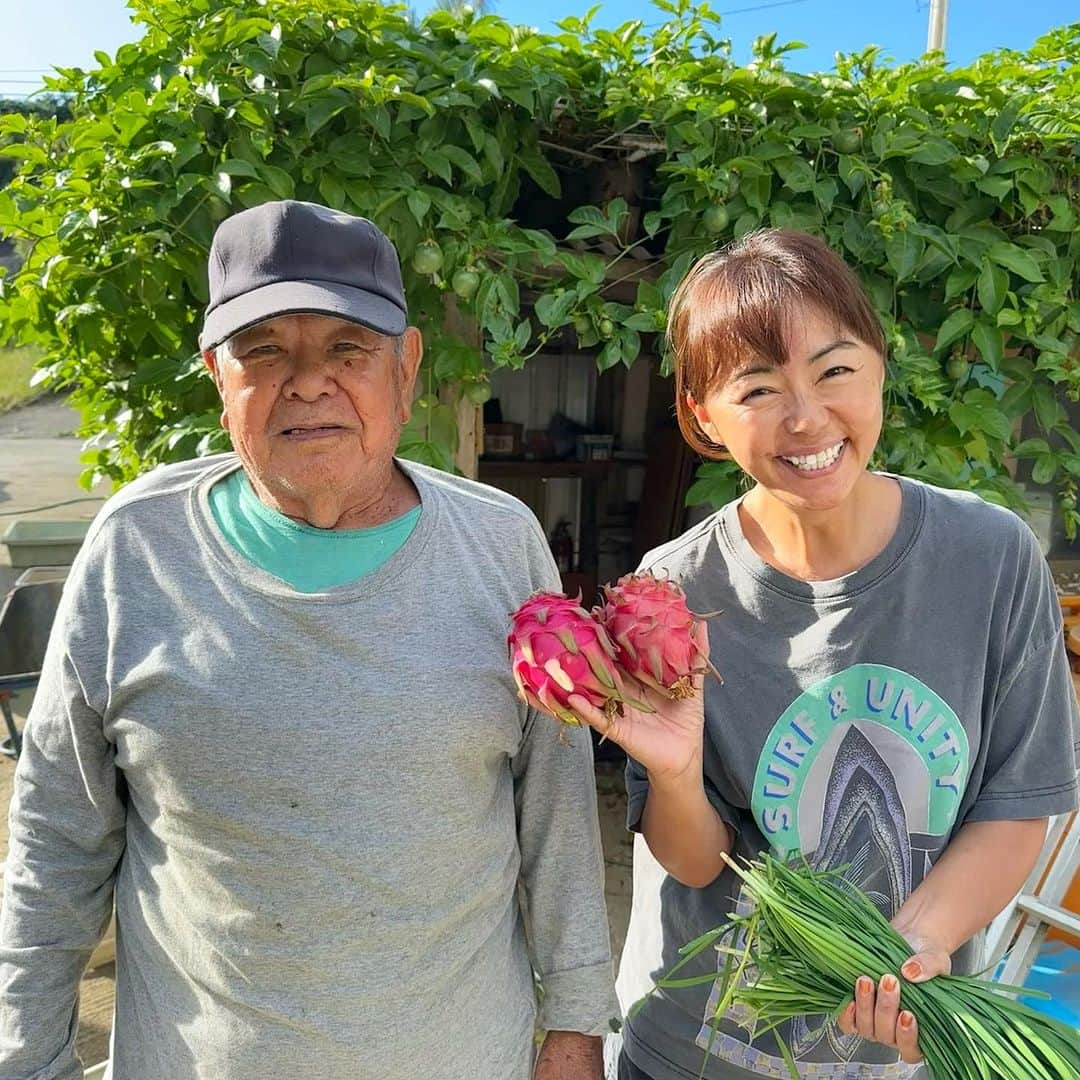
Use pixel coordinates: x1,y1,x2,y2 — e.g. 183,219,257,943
199,279,407,350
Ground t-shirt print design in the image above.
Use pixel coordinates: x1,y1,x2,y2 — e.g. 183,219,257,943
697,664,971,1078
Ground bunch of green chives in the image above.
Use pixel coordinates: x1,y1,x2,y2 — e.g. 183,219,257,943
652,853,1080,1080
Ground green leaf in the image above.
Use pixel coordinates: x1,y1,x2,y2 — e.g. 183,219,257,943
988,242,1043,283
949,398,1012,442
407,189,431,224
971,320,1003,370
303,91,350,136
1031,454,1056,485
419,149,452,184
885,232,924,282
1033,384,1065,431
910,139,958,166
974,175,1013,199
219,159,261,179
1013,438,1050,458
258,164,295,199
977,261,1008,315
944,266,979,300
442,144,483,183
773,156,816,194
990,100,1023,155
517,144,560,198
565,224,609,241
935,309,974,352
534,290,576,328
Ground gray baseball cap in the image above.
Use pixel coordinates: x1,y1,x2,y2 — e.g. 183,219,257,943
200,200,408,350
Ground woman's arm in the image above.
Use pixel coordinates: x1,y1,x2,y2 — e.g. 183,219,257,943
569,624,734,888
640,766,734,888
838,817,1049,1062
892,817,1048,960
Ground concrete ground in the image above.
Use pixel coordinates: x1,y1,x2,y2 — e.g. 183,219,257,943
0,396,109,596
0,396,634,1070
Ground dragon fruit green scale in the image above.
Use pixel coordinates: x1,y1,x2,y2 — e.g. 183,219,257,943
508,592,629,726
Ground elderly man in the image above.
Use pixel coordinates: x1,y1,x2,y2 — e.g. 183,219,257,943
0,201,618,1079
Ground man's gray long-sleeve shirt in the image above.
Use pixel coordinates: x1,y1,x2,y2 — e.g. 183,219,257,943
0,453,618,1079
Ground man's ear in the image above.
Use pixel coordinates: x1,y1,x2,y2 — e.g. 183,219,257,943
202,349,230,431
202,349,220,385
397,327,424,422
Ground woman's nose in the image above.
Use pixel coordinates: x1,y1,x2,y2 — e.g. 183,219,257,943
784,392,829,434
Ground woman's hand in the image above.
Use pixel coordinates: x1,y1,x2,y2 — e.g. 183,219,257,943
567,624,709,783
836,927,952,1063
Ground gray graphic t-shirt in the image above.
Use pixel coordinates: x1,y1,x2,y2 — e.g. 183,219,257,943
617,476,1080,1080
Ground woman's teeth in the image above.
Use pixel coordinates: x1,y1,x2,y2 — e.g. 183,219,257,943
783,441,845,472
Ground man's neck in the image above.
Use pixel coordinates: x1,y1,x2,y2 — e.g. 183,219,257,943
739,472,901,581
247,462,420,531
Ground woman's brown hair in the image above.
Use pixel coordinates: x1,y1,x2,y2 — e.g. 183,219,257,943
669,229,886,458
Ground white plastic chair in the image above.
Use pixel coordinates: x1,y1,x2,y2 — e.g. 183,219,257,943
984,811,1080,986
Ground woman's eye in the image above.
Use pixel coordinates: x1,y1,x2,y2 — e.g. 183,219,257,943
740,386,773,402
822,365,854,379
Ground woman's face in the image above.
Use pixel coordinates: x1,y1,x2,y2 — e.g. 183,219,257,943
691,303,885,514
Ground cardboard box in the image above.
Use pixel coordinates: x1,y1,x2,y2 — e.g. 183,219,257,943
483,422,523,457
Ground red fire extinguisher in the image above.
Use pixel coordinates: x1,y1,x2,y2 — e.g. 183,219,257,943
550,520,574,574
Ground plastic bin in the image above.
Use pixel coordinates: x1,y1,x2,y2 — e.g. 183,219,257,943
1,520,90,567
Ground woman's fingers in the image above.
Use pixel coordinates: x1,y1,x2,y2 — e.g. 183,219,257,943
873,974,901,1045
838,973,923,1063
565,694,611,733
896,1011,922,1064
853,976,876,1040
836,1000,856,1035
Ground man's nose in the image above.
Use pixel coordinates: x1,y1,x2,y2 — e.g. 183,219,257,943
282,357,338,400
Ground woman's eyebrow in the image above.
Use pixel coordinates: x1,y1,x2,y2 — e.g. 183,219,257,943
730,361,777,382
806,338,857,363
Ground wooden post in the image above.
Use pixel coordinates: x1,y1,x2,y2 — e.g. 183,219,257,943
439,293,483,480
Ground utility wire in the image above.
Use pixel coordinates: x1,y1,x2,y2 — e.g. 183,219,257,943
0,497,105,517
717,0,809,15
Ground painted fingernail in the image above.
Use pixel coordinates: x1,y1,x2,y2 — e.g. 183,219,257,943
902,960,922,980
858,977,873,995
900,1012,914,1029
881,975,898,993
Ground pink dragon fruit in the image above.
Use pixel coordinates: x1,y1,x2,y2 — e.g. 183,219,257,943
508,592,638,726
594,573,716,700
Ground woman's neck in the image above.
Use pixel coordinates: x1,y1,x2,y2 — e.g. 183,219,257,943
738,472,902,581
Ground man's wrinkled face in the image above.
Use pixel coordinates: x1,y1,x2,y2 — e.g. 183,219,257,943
203,313,421,504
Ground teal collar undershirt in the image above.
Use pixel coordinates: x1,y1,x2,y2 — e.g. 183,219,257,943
208,468,422,593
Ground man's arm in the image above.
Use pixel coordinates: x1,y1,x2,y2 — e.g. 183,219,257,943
0,617,125,1077
534,1030,604,1079
512,711,619,1075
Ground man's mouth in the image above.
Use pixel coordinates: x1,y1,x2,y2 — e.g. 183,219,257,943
279,425,347,439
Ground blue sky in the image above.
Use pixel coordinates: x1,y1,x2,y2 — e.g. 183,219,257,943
1,1,1075,98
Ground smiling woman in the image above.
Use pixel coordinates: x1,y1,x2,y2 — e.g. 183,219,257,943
570,230,1080,1080
670,231,896,579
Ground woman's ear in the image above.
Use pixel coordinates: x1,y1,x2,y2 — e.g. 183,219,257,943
688,392,724,449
